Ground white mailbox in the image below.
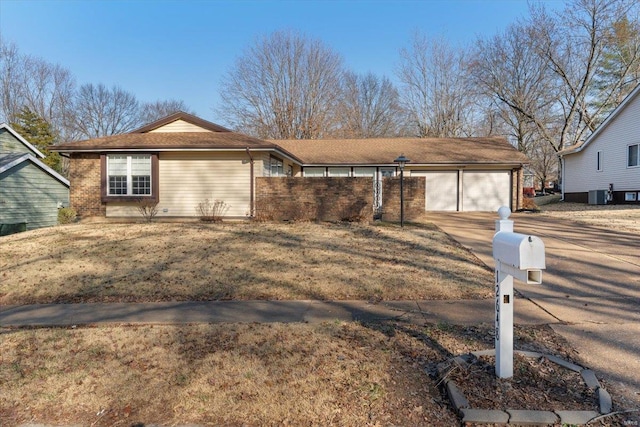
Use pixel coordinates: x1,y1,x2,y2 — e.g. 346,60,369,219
492,207,546,378
493,232,545,284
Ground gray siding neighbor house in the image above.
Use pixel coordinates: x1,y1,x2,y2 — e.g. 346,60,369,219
0,123,70,234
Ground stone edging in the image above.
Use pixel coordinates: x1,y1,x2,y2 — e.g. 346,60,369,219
437,349,611,426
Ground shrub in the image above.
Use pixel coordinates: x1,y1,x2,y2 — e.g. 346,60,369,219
136,199,159,222
340,200,369,222
521,198,540,212
289,202,316,222
196,199,229,222
57,207,77,224
254,204,277,222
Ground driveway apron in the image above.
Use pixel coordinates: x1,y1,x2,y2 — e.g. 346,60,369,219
428,211,640,409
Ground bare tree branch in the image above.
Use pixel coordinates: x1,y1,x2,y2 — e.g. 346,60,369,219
334,71,403,138
397,33,477,137
217,30,343,139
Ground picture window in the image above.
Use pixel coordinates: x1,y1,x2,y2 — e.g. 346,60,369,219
107,154,152,196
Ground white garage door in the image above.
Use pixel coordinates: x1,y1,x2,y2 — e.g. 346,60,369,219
462,171,511,211
411,171,458,211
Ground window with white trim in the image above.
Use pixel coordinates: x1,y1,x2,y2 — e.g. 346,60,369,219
628,144,639,167
327,167,350,177
107,154,151,196
264,156,284,177
303,167,326,177
596,150,603,171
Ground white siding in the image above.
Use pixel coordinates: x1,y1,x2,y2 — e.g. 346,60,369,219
107,153,252,218
564,89,640,193
149,119,212,133
160,152,251,217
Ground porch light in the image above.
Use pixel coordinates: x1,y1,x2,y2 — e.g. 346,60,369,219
394,154,410,227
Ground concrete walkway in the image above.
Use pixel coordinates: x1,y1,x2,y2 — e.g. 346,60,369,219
429,211,640,411
0,298,555,327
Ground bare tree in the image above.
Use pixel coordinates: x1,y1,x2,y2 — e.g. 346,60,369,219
71,83,140,138
529,0,639,149
471,22,559,154
334,71,403,138
0,38,76,141
529,138,559,194
218,30,344,139
139,99,193,125
0,40,23,124
397,33,477,137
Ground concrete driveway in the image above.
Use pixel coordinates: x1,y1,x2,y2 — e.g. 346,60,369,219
429,211,640,410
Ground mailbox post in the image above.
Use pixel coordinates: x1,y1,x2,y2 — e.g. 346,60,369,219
493,206,545,378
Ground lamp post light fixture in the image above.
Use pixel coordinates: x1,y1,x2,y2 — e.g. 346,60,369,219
394,154,410,227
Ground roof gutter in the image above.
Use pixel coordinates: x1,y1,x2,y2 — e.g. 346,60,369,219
295,162,528,168
49,147,279,154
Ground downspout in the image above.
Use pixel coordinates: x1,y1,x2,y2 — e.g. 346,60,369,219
517,166,523,211
560,155,565,201
246,147,255,218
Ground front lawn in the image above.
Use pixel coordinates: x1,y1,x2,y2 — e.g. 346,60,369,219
0,221,493,305
1,321,583,427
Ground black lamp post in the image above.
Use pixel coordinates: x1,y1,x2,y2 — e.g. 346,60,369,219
394,154,410,227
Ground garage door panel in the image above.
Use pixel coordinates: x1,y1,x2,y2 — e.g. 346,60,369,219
411,171,458,211
462,171,510,212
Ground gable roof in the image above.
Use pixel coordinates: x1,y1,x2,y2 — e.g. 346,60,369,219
272,137,529,166
131,111,232,133
0,123,46,159
0,152,70,186
560,82,640,157
49,112,528,166
52,131,280,153
52,112,280,153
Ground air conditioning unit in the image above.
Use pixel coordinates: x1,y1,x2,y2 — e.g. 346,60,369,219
588,190,607,205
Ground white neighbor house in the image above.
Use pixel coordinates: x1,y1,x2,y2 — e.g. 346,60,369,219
560,83,640,204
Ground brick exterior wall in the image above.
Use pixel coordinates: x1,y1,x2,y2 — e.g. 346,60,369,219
514,168,523,211
255,176,425,222
69,153,105,218
380,177,425,222
256,177,374,222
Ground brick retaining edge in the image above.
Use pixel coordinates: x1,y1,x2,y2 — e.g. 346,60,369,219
436,349,611,426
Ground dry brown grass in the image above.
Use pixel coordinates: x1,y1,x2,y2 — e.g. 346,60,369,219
541,202,640,233
0,221,492,305
1,321,585,427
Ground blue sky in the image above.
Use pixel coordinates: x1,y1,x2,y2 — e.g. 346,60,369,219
1,0,564,125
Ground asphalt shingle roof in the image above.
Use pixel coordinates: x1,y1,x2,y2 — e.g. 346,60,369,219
272,137,529,165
